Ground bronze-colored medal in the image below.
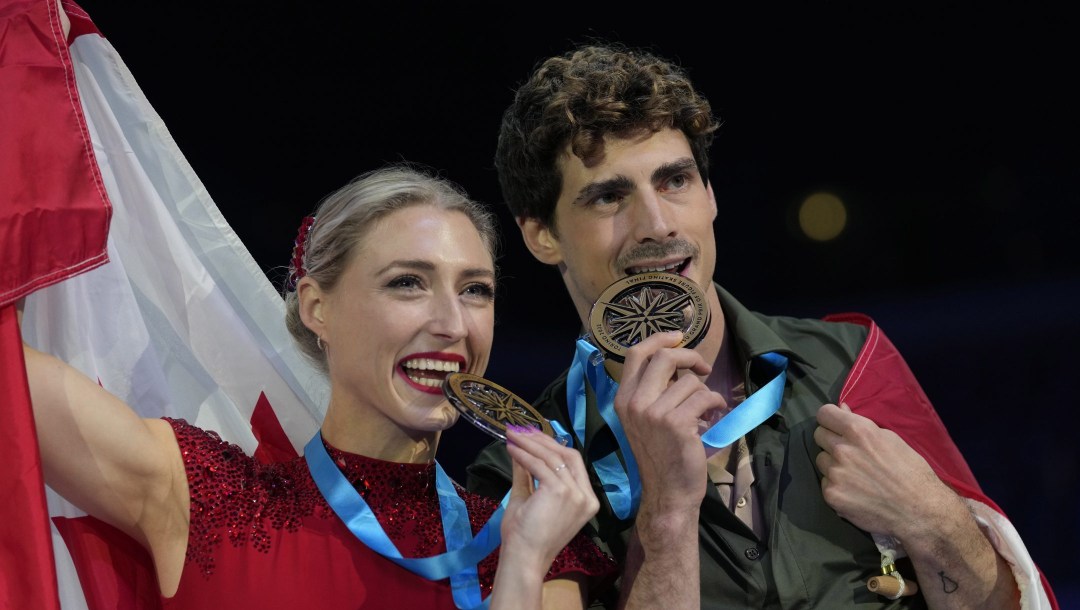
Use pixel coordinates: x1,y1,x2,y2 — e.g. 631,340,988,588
588,272,710,362
443,372,555,441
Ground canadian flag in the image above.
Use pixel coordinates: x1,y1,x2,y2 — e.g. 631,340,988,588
827,313,1058,609
2,1,327,608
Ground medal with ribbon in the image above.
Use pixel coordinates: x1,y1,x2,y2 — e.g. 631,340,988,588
567,273,789,520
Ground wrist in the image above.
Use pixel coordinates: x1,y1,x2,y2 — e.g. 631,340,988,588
894,482,969,551
495,540,555,580
489,562,545,610
634,501,699,552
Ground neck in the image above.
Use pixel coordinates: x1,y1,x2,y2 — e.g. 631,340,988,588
320,400,440,464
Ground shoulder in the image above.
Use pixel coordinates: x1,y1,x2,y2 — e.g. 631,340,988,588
162,417,314,512
162,418,324,574
734,310,881,411
717,283,873,366
164,417,257,476
164,417,240,451
760,310,870,345
750,310,872,367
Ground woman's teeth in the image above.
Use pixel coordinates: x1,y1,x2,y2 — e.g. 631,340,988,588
408,376,444,388
402,358,461,372
402,358,461,388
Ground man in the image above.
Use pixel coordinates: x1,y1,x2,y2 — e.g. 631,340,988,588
466,42,1055,609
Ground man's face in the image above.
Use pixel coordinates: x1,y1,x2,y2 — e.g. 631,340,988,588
520,128,718,325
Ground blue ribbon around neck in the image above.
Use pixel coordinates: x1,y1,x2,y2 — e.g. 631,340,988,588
304,432,508,609
565,337,788,520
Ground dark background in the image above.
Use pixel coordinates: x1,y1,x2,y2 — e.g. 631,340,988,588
77,1,1077,600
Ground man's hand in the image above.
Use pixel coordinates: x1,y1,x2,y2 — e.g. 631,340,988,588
813,402,953,537
814,403,1021,609
612,331,726,610
614,331,726,514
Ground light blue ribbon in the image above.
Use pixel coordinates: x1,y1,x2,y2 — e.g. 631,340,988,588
305,432,508,609
700,351,788,448
565,338,788,519
567,339,639,519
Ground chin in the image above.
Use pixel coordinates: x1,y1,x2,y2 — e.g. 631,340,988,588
415,404,461,432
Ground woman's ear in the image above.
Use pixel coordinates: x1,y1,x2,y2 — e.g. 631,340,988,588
517,217,563,266
296,277,327,337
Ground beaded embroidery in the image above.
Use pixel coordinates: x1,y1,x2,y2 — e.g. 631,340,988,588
166,418,615,596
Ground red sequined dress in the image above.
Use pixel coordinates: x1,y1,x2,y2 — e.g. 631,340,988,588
162,418,617,608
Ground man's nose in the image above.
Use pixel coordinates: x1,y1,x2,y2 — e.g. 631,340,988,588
630,192,676,242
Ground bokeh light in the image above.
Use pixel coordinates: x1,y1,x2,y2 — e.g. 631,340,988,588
798,192,847,241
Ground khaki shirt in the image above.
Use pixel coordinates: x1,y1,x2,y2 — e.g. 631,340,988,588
467,284,926,609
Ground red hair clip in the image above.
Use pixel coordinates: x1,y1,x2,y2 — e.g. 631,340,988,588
286,215,316,291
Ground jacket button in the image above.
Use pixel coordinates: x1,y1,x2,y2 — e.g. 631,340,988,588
744,547,761,561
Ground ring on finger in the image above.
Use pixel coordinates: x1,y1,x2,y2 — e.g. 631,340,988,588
552,463,567,473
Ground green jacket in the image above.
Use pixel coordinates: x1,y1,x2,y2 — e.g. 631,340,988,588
466,284,927,609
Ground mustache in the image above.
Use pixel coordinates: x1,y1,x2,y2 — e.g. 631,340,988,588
616,239,699,271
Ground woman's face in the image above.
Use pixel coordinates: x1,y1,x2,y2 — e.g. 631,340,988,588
319,205,495,433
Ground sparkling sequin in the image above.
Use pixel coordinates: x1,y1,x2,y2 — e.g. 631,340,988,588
166,418,616,596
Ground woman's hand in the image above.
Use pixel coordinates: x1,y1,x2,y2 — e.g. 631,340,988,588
501,426,599,571
488,426,598,609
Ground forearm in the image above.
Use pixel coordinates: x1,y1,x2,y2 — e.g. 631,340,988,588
489,556,545,610
617,505,700,610
490,548,588,610
901,490,1019,610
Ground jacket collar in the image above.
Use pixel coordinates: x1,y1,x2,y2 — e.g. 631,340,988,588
712,282,813,371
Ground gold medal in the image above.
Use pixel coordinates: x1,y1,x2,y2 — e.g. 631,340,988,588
443,372,555,441
588,272,710,362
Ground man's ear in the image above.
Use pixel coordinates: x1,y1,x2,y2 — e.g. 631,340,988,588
297,277,327,337
517,217,563,265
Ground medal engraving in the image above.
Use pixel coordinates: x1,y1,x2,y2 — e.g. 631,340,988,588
444,372,555,441
588,272,710,362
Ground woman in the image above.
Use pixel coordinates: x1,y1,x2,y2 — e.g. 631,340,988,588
23,164,616,608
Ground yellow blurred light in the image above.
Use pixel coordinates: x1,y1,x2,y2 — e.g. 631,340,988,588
798,192,847,241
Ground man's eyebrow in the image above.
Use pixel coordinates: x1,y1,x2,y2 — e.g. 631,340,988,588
572,158,699,204
573,175,635,204
652,157,698,182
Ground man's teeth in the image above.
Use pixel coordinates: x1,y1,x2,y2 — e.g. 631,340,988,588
631,262,681,274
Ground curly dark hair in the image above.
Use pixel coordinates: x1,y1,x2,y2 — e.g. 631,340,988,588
494,42,720,234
